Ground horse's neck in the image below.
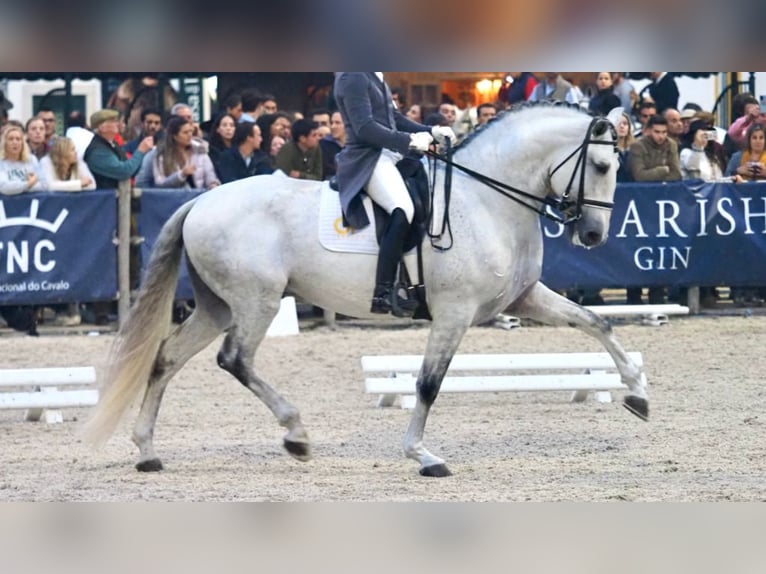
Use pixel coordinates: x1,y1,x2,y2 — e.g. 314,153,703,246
450,129,552,208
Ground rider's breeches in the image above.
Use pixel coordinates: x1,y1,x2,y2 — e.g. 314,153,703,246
366,149,414,223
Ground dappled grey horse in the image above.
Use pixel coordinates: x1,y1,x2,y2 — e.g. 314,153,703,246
84,103,647,477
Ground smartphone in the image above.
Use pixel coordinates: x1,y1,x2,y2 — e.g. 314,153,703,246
704,129,718,142
760,95,766,114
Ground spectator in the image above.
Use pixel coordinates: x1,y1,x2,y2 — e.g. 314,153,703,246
727,95,763,151
40,136,96,191
391,88,405,111
274,118,323,181
627,114,680,304
475,103,498,126
39,136,96,326
83,109,152,190
311,108,332,139
679,107,698,136
0,125,44,195
663,108,684,145
679,119,726,181
725,123,766,181
611,72,637,112
25,117,48,160
505,72,538,106
616,111,635,183
260,94,278,115
268,135,286,167
64,110,93,159
405,104,423,124
636,100,658,137
170,102,204,141
123,108,163,155
215,121,272,183
319,110,346,179
222,93,243,122
438,102,457,127
647,72,679,114
207,113,237,172
257,112,292,155
588,72,621,116
152,116,220,189
528,73,579,105
629,115,682,182
37,107,58,145
239,89,262,123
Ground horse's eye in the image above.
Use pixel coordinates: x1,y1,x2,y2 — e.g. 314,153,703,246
594,163,610,175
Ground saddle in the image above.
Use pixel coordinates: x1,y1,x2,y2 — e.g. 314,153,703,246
329,154,431,320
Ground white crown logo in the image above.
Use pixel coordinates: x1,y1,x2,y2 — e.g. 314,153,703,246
0,199,68,233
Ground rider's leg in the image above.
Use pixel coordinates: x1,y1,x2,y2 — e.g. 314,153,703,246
366,150,416,316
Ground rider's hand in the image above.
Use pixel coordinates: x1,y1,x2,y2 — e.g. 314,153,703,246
409,132,433,153
431,126,457,145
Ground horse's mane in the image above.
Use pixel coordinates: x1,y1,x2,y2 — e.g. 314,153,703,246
455,100,593,152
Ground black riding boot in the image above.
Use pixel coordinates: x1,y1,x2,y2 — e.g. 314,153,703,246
370,208,419,317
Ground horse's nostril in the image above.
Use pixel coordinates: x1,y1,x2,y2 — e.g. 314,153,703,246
584,231,602,246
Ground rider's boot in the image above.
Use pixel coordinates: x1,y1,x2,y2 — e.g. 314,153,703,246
370,208,418,317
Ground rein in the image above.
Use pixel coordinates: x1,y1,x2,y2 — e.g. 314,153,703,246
425,117,618,242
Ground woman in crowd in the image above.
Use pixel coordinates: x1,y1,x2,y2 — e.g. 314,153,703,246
680,119,727,181
268,134,286,168
25,116,48,160
207,112,236,169
0,125,44,194
256,112,292,156
725,123,766,181
152,116,220,189
39,136,96,191
616,111,634,183
405,104,423,124
588,72,621,116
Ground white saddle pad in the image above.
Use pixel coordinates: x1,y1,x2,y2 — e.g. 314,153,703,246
318,182,379,254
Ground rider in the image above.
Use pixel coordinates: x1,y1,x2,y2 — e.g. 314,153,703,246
334,72,456,316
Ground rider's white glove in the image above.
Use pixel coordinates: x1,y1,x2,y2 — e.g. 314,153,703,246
409,131,434,153
431,126,457,145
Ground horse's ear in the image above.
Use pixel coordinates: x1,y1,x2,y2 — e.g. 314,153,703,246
606,107,624,130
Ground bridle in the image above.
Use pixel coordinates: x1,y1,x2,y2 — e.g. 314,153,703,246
426,116,618,231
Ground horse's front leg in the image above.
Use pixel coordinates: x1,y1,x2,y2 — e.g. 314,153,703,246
404,314,473,477
511,282,649,420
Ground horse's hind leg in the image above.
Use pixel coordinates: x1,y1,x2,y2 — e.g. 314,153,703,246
133,275,230,472
217,298,311,462
511,282,648,420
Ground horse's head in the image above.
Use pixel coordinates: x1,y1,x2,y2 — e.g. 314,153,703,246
549,107,621,248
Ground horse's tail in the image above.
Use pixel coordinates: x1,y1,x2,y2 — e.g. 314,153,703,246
82,198,199,447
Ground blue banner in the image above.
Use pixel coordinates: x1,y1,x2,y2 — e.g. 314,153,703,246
0,191,117,305
138,189,204,300
137,182,766,299
541,181,766,289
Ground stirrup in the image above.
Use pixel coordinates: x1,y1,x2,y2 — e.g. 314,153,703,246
370,285,418,317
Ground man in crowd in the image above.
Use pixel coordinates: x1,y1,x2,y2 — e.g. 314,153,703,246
319,110,346,179
123,108,163,154
216,122,272,183
475,102,498,126
627,114,681,304
274,118,323,180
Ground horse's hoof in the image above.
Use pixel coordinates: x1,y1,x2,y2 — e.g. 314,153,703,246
284,439,312,462
623,396,649,421
135,458,164,472
419,463,452,477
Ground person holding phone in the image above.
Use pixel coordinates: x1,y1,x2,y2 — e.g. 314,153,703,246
725,123,766,181
727,95,765,150
680,120,727,181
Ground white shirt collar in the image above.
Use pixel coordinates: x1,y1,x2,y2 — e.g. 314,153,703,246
375,72,384,82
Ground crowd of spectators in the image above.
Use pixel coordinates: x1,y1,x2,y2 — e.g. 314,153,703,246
2,73,766,332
